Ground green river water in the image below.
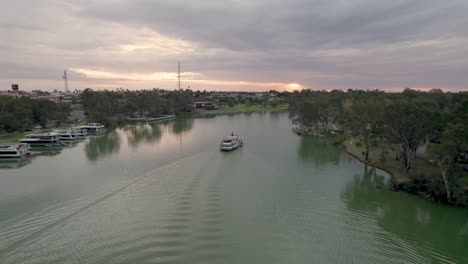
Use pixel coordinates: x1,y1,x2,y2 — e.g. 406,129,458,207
0,113,467,263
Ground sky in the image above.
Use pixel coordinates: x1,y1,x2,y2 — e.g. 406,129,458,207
1,0,467,92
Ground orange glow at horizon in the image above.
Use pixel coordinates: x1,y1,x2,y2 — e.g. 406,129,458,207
285,83,303,91
70,68,292,90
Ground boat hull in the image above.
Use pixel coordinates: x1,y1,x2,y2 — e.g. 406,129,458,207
220,138,243,151
220,145,241,151
0,144,31,158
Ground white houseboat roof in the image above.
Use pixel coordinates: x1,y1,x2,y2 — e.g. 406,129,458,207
26,133,59,137
222,136,240,141
0,143,29,149
0,143,29,151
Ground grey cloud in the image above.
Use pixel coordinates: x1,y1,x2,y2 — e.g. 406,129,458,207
80,0,468,51
1,0,467,90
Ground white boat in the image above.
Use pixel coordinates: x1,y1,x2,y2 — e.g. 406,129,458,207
88,123,105,129
19,133,62,147
78,125,103,134
220,135,243,151
72,128,87,139
0,143,31,158
54,129,78,142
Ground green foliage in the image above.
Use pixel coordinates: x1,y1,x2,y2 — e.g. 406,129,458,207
297,91,344,129
0,96,71,133
296,88,467,205
80,88,194,123
384,98,440,172
344,94,386,161
269,98,280,107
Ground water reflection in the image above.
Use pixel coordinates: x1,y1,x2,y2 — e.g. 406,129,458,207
125,123,163,147
298,136,341,165
0,158,32,169
85,131,121,161
342,165,468,262
288,110,297,120
269,112,280,119
0,146,65,169
30,147,62,157
169,118,194,135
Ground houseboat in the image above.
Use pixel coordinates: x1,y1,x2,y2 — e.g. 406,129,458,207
54,130,78,142
88,123,105,129
0,143,31,158
220,135,243,151
19,133,62,147
72,128,87,139
73,128,86,139
78,125,103,134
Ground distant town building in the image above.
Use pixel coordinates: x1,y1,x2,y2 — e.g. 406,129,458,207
11,84,19,93
193,101,218,110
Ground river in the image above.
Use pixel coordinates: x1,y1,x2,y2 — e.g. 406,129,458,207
0,113,467,263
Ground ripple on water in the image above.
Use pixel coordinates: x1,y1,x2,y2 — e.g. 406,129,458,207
0,152,217,263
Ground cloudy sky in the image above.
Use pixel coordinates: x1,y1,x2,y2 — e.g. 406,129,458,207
1,0,467,92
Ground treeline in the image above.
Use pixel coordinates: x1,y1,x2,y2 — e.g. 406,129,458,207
80,88,194,126
0,96,71,133
294,88,468,205
215,90,290,107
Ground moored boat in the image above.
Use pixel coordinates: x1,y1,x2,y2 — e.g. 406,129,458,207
0,143,31,158
78,125,103,134
54,129,78,142
19,133,62,147
72,128,87,139
88,123,105,130
220,135,243,151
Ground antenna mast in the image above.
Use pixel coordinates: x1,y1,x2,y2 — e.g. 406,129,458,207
63,70,69,93
178,62,181,90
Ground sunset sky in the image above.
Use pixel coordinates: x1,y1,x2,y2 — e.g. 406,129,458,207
1,0,467,92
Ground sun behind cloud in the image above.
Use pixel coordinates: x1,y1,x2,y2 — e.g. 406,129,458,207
286,83,303,91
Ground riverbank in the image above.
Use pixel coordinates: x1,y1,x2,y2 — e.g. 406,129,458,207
192,104,289,117
341,139,468,205
0,132,28,144
0,122,87,144
341,139,416,186
221,104,289,113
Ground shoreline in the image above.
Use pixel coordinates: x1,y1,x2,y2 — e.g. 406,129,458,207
340,142,410,188
0,108,287,143
192,105,289,117
340,139,468,206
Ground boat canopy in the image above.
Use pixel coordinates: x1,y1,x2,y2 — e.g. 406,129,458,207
222,136,240,142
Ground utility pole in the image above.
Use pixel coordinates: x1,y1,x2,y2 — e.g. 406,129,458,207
63,70,69,93
178,62,181,90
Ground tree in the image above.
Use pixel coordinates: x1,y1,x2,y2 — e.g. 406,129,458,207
344,95,385,161
53,103,71,125
269,98,280,107
298,96,330,128
427,124,468,201
384,98,439,173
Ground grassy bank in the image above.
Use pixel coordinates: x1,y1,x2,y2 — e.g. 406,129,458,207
0,132,28,144
341,139,439,186
192,104,289,117
0,123,86,144
342,139,468,205
220,104,289,113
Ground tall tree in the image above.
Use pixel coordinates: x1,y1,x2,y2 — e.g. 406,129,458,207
345,95,385,161
427,124,468,201
384,98,439,173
